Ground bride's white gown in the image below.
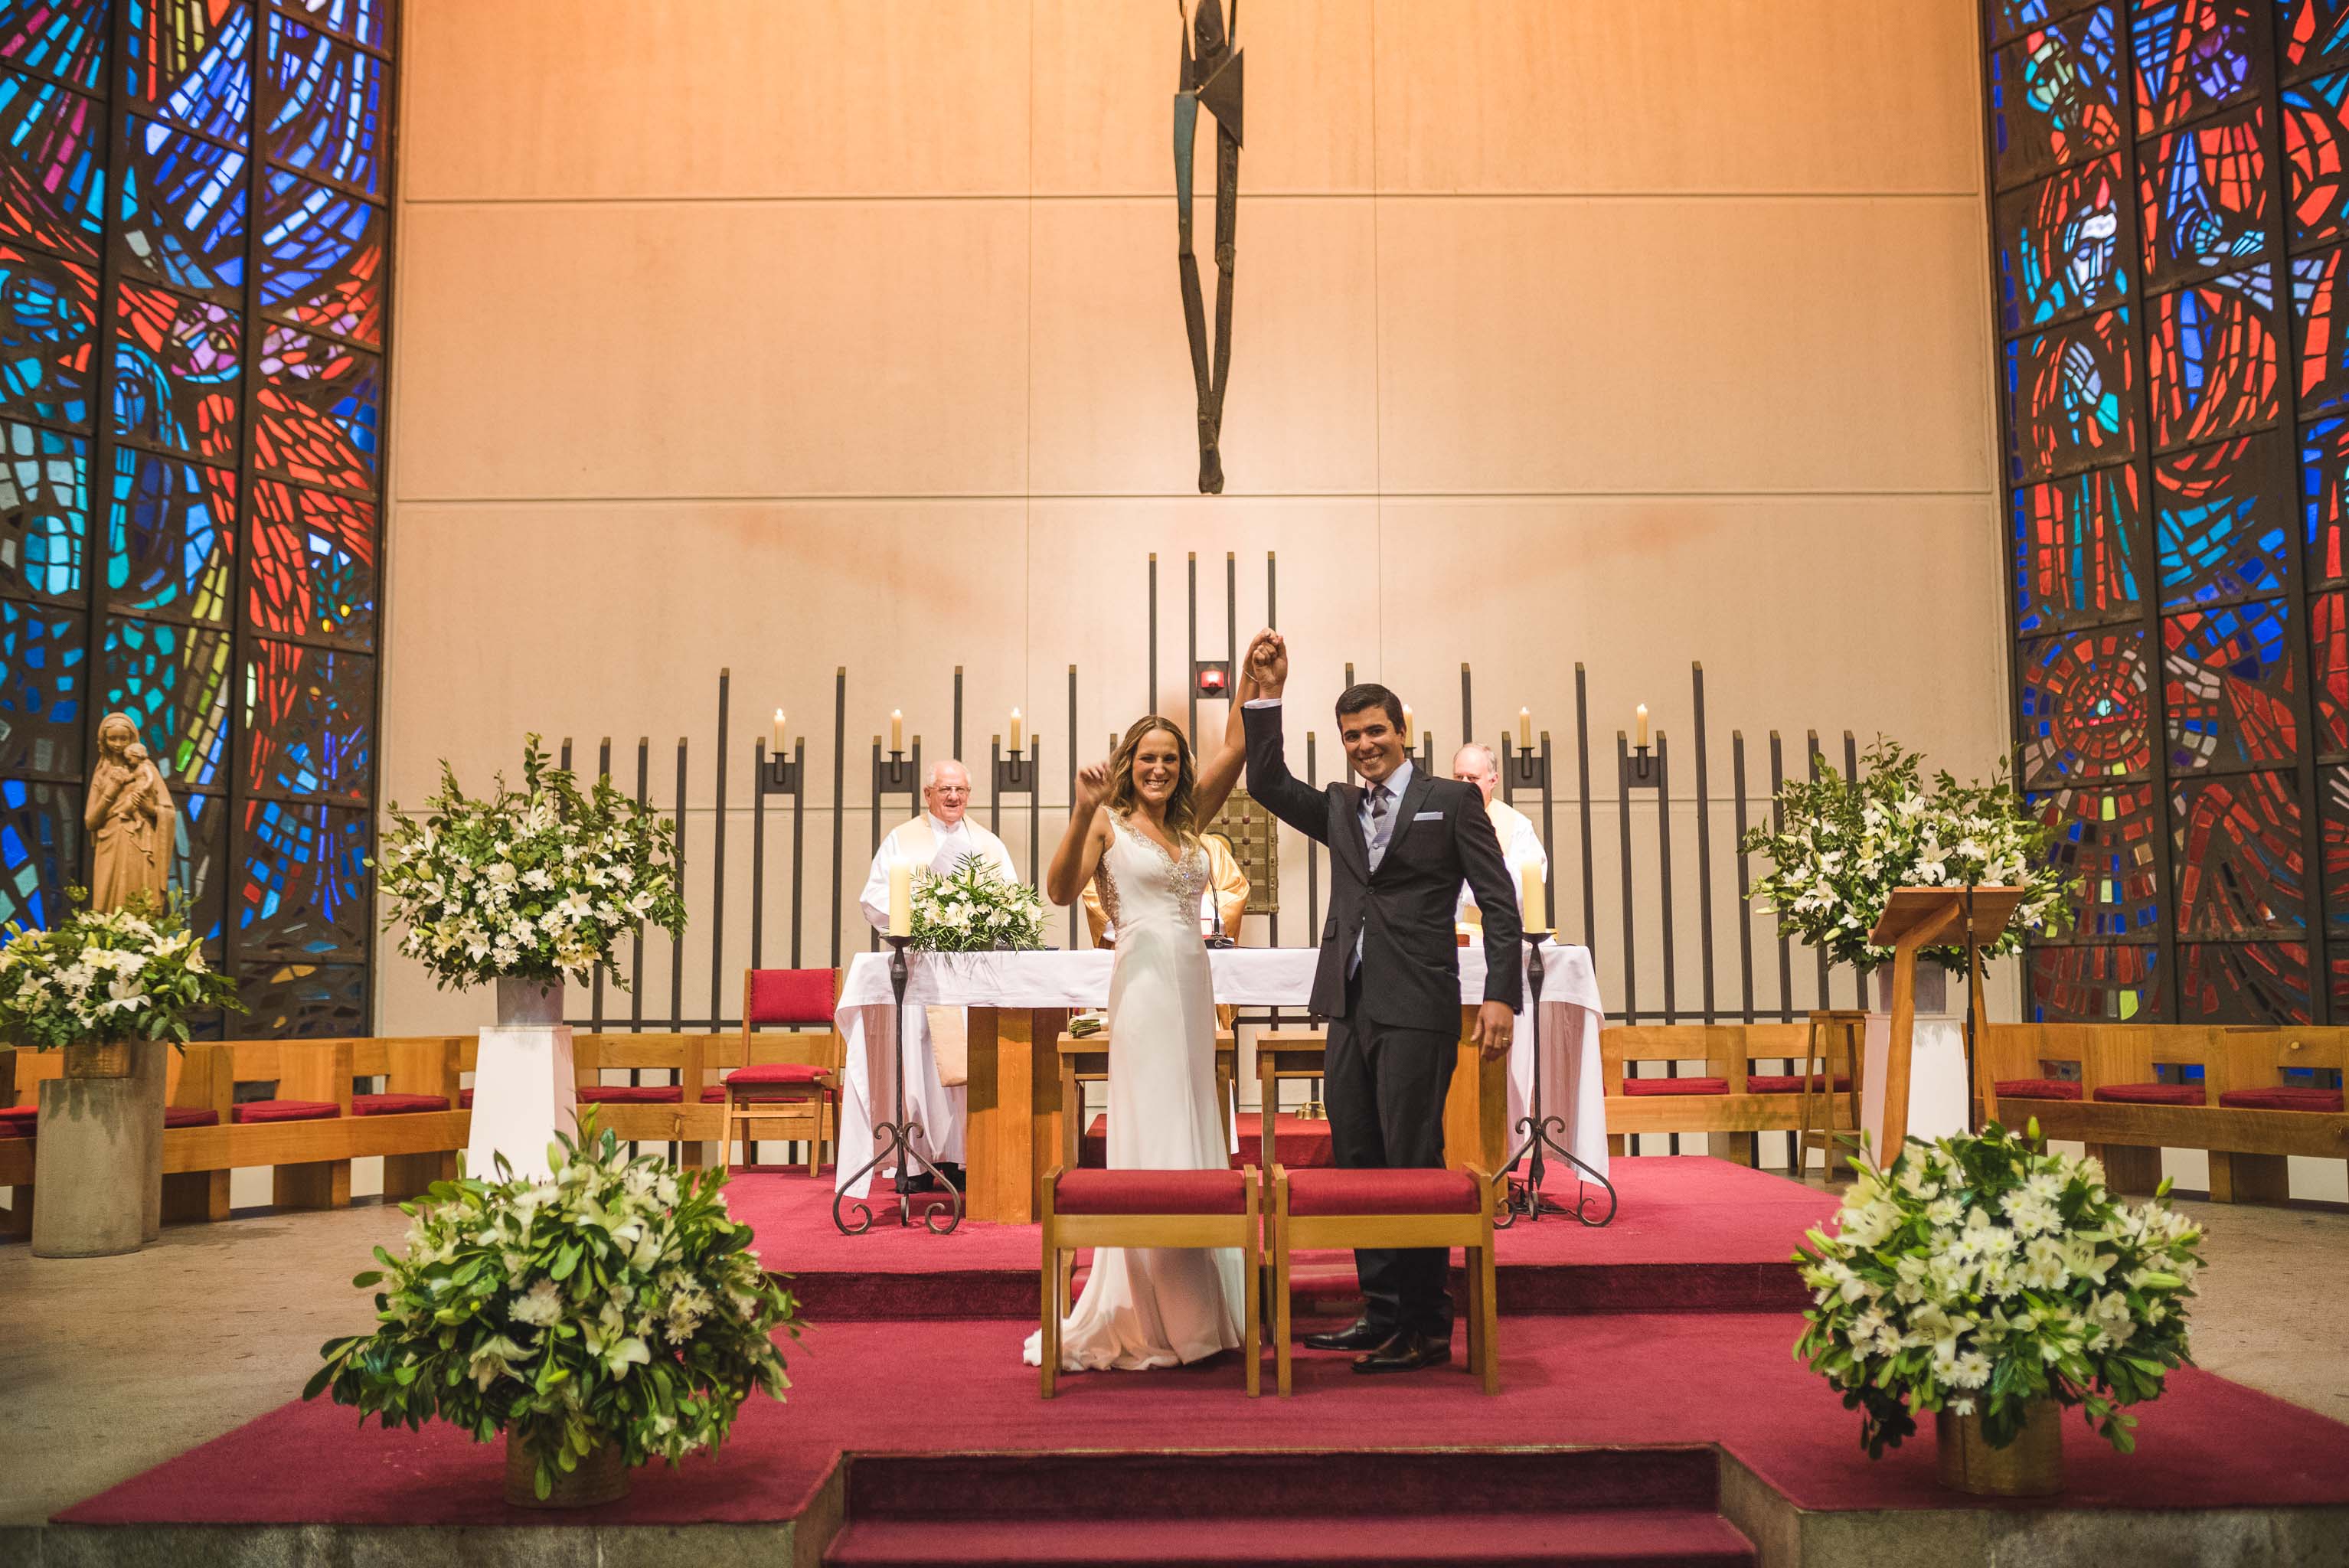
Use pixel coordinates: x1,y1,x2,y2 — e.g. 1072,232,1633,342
1021,815,1245,1370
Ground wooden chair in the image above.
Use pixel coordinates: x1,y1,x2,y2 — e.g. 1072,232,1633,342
1057,1031,1237,1171
1792,1011,1867,1174
1038,1164,1261,1398
1269,1164,1498,1397
1254,1029,1328,1171
716,969,844,1175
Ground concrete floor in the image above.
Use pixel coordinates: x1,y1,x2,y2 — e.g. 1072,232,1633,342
2,1176,2344,1531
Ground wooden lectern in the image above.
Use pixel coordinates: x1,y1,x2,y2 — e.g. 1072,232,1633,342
1867,886,2027,1155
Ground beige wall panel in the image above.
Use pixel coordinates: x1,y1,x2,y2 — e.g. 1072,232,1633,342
1028,198,1377,495
392,201,1030,501
380,500,1030,813
400,0,1031,200
1373,196,1994,495
1031,0,1373,195
1371,0,1980,194
1376,496,2010,786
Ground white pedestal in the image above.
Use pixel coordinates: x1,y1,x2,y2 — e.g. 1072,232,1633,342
1861,1011,1969,1161
466,1024,578,1183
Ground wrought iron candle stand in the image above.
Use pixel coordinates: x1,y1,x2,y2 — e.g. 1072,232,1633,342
750,739,806,969
989,736,1044,888
1496,930,1619,1228
831,934,962,1236
868,738,923,952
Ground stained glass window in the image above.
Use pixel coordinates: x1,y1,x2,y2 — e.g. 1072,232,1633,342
2162,599,2302,770
2010,308,2142,478
2139,104,2269,288
2156,430,2291,605
2001,155,2132,330
2171,769,2308,933
1991,7,2128,190
2020,626,2156,783
2031,782,2163,938
2030,943,2164,1019
2305,412,2349,583
2132,0,2263,138
2146,266,2281,450
0,2,394,1034
2180,940,2310,1019
2282,0,2349,83
2284,68,2349,247
2015,462,2143,632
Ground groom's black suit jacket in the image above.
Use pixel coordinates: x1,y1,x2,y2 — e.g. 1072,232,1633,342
1243,703,1523,1033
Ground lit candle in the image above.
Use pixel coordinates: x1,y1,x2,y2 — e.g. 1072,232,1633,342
1011,707,1024,752
1401,703,1413,737
888,863,913,937
890,709,903,752
1635,704,1650,748
1520,864,1547,933
771,708,786,755
1518,707,1531,747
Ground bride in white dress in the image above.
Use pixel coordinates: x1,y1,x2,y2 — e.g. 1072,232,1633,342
1021,691,1253,1371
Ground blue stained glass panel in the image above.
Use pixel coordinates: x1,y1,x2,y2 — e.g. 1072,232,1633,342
2164,599,2303,772
0,241,93,427
0,68,103,262
106,446,234,624
0,417,84,600
236,797,367,958
260,169,379,347
111,279,240,463
116,116,248,299
1990,7,2128,191
240,636,369,802
2156,430,2292,606
1998,154,2130,330
2139,104,2269,288
123,1,253,143
0,595,81,778
102,614,230,791
0,773,75,931
2132,1,2263,138
2013,462,2142,634
273,0,384,52
0,0,107,93
262,11,382,198
172,785,225,952
234,959,362,1036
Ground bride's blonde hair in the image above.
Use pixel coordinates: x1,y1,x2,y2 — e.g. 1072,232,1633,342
1107,716,1201,848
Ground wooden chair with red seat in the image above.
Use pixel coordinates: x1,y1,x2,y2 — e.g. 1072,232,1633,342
1038,1164,1262,1398
719,968,845,1175
1269,1164,1497,1396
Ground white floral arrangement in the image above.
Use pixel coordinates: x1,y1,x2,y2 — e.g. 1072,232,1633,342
305,1117,800,1500
1740,738,2076,971
1795,1121,2203,1458
371,737,687,990
0,893,240,1049
910,853,1046,952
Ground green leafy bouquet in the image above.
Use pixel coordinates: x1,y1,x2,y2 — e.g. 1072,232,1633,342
1740,738,2075,971
304,1118,800,1500
371,736,687,991
910,853,1045,952
1794,1122,2202,1458
0,892,240,1049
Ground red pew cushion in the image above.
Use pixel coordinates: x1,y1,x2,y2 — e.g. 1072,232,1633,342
1054,1168,1247,1216
1997,1078,2083,1101
0,1105,37,1138
747,969,836,1027
2093,1082,2205,1106
163,1106,221,1129
353,1093,449,1116
1621,1076,1729,1096
1746,1074,1853,1094
1287,1167,1482,1217
2217,1086,2345,1112
233,1099,339,1123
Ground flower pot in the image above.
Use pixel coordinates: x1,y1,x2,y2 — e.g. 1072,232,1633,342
505,1432,630,1508
1935,1400,2063,1497
1873,962,1951,1018
495,975,565,1027
62,1040,132,1080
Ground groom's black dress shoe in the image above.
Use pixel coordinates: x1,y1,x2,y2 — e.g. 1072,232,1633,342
1351,1331,1453,1375
1301,1318,1391,1353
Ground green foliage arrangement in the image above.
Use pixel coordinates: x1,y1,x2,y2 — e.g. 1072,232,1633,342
0,892,240,1049
910,852,1046,952
304,1119,799,1500
1794,1122,2203,1458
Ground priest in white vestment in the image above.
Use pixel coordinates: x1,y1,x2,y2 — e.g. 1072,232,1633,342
1451,743,1553,1137
855,759,1020,1180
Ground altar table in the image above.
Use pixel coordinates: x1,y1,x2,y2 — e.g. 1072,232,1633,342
835,943,1606,1223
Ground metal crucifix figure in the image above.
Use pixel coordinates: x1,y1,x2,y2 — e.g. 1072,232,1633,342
1175,0,1242,494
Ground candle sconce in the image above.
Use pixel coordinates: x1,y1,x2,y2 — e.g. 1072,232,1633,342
1621,731,1662,792
1500,734,1549,795
874,737,923,799
990,737,1045,889
762,740,805,798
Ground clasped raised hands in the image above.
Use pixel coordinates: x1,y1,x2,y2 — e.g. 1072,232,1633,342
1243,627,1288,698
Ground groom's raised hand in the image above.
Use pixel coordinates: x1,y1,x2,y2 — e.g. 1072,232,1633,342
1245,628,1288,697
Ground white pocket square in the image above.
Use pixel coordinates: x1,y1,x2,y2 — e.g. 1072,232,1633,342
1413,811,1445,822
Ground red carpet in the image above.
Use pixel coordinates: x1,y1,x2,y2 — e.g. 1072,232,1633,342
56,1312,2349,1527
732,1155,1831,1319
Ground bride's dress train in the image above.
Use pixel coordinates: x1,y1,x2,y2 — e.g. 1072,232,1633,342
1021,816,1244,1370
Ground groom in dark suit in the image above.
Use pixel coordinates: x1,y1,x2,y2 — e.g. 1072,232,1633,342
1240,629,1521,1374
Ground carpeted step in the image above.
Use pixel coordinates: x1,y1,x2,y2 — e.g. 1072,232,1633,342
825,1508,1756,1566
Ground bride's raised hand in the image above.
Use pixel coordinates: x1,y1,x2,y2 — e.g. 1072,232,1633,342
1073,760,1112,812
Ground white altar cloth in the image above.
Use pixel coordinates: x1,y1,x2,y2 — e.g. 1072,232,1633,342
834,942,1608,1199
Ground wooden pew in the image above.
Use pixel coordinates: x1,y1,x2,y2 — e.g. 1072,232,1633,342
1602,1023,1817,1163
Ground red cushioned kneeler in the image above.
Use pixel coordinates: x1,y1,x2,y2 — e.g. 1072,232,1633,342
1746,1074,1853,1095
233,1099,339,1124
163,1106,220,1129
1053,1168,1248,1216
1621,1076,1729,1097
2218,1086,2345,1112
2094,1082,2205,1106
1285,1166,1482,1216
1997,1078,2083,1101
352,1093,449,1116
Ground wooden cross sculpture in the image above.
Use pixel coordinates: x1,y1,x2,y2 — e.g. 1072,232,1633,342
1176,0,1243,494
